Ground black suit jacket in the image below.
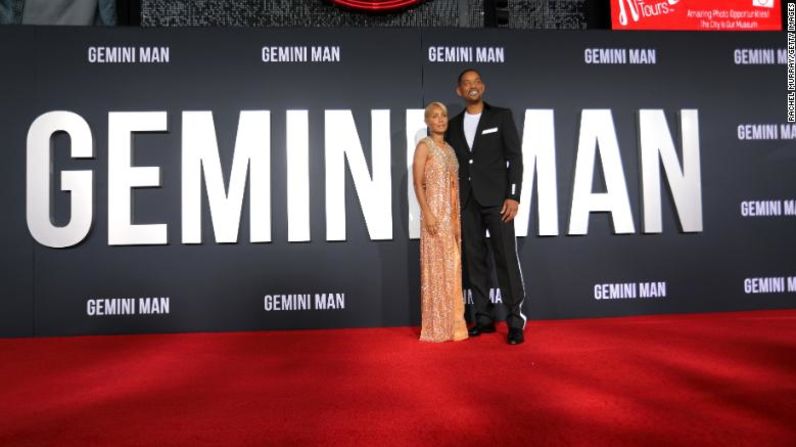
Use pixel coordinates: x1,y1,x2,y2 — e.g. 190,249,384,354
446,102,523,207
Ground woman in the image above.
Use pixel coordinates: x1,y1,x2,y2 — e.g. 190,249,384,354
412,102,468,342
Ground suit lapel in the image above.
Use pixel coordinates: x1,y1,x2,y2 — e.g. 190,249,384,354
471,103,493,154
452,113,467,157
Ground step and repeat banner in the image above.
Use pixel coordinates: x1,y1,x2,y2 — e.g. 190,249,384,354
610,0,783,31
0,27,793,337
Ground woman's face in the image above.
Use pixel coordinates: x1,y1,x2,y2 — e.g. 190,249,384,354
426,106,448,134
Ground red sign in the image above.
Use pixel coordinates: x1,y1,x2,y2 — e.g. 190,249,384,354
329,0,425,12
611,0,782,30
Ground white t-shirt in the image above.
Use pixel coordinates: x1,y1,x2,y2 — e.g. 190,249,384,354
463,112,482,151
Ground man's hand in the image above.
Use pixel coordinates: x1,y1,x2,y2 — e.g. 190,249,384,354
500,199,519,223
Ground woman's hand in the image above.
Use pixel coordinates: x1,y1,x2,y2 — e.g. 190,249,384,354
423,213,439,236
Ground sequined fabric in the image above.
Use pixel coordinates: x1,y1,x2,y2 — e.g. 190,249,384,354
419,137,468,342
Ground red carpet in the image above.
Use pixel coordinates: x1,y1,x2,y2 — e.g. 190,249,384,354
1,310,795,446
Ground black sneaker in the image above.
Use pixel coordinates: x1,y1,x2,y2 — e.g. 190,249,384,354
507,328,524,345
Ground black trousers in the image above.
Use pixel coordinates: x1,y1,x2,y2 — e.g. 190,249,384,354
461,196,526,330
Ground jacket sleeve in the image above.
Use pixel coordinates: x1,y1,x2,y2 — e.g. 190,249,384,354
501,109,523,202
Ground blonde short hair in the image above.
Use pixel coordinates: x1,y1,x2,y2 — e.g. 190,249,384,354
424,101,448,120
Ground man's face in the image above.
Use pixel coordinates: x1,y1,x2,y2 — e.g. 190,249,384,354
457,71,485,103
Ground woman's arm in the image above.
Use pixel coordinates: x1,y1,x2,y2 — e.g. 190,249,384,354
412,141,438,235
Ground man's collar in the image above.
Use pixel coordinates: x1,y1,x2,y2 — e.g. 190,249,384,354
464,101,490,115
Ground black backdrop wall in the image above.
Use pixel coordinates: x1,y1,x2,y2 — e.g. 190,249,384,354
1,27,793,337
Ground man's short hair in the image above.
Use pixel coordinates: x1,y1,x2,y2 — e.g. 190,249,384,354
457,68,481,85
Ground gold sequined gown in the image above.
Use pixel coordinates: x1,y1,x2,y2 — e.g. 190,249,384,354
419,137,468,342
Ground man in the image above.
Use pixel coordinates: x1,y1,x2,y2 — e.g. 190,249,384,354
445,68,526,345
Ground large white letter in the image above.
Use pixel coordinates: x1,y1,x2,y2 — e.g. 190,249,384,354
287,110,310,242
108,112,168,245
325,110,392,241
639,109,702,233
182,111,271,244
26,111,93,248
516,109,559,237
406,109,426,240
569,110,635,235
